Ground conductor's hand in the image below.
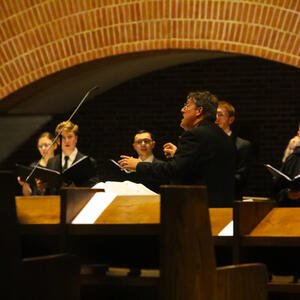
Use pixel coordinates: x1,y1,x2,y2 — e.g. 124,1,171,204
118,155,140,171
163,142,177,158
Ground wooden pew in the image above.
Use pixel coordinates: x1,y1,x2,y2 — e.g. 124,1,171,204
18,189,300,298
15,188,233,262
2,189,80,299
16,186,267,300
160,185,267,300
234,200,300,296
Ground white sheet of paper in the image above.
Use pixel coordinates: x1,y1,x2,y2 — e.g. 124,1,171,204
72,181,157,224
71,191,116,224
218,220,234,236
93,180,157,195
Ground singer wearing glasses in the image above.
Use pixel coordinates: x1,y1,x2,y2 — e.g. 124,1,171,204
119,91,236,206
132,130,162,163
119,130,166,193
17,132,57,195
46,120,99,193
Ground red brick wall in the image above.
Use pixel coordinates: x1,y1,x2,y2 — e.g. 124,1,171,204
4,56,299,197
1,0,299,100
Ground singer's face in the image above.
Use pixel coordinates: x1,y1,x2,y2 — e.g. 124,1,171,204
61,130,77,155
132,132,155,159
215,106,234,133
37,136,55,160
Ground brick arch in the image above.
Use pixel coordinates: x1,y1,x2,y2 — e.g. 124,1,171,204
0,0,299,100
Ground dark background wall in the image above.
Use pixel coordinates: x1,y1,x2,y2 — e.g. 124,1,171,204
2,56,299,197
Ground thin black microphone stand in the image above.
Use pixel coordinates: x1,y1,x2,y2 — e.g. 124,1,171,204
25,85,99,182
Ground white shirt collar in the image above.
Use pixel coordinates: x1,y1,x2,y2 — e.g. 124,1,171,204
62,148,78,168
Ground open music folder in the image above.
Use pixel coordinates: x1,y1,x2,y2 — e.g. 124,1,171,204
17,156,95,187
265,164,300,190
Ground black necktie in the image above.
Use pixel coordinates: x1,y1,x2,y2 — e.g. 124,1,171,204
63,156,69,171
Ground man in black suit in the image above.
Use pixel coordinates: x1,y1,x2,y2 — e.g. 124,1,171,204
47,120,99,193
119,91,235,207
215,101,252,200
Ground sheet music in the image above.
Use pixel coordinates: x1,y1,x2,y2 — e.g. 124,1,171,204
72,181,157,224
93,180,157,195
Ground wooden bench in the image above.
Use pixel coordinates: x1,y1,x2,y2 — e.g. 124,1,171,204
2,187,80,299
16,185,268,299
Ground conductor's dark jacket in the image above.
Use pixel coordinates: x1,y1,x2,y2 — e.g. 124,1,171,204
231,134,252,200
136,120,236,207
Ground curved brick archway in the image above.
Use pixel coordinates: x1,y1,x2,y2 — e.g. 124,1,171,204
0,0,299,101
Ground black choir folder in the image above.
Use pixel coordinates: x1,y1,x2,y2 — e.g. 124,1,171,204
265,164,300,190
17,156,94,187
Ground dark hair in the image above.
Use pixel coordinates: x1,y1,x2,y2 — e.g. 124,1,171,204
133,130,154,142
187,91,218,122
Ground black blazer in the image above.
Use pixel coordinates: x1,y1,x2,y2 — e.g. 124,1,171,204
47,151,99,194
137,120,236,207
231,134,252,200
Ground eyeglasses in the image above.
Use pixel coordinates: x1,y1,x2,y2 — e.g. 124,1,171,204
182,100,197,110
135,138,153,145
183,101,192,108
38,143,52,149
